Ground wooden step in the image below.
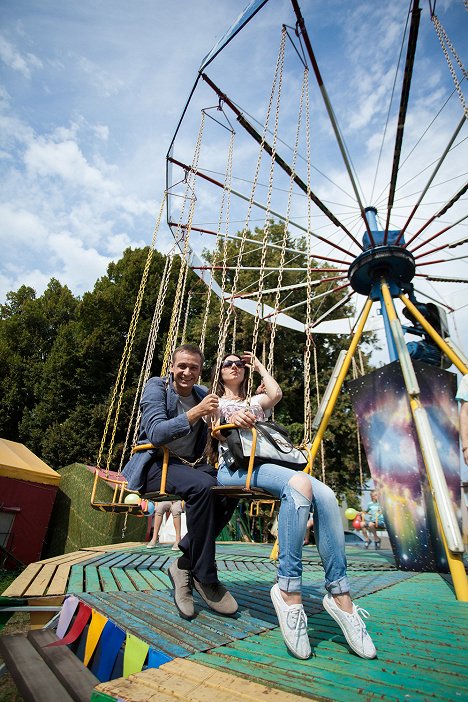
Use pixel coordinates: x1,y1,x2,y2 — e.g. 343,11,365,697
0,629,100,702
0,632,75,702
28,629,99,702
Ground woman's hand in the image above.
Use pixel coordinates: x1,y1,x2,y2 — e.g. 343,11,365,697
229,409,256,428
241,351,262,373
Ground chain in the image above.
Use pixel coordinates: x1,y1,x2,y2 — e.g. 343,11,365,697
96,193,166,472
247,26,287,401
431,13,468,118
181,291,192,345
121,512,128,540
212,29,287,393
162,111,206,375
303,65,314,447
267,65,308,379
199,128,235,357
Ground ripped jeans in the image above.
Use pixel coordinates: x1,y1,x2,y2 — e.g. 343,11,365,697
217,460,350,594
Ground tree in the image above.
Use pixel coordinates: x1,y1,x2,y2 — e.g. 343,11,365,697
0,234,371,496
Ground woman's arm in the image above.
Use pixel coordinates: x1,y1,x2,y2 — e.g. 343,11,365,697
242,351,282,409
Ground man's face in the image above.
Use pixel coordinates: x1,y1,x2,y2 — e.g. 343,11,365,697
171,350,202,396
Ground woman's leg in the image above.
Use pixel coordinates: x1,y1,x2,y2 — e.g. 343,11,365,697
310,477,350,603
171,501,183,544
148,513,164,546
218,462,311,600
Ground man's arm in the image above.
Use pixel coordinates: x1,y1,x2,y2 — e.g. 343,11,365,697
140,377,191,446
140,378,220,447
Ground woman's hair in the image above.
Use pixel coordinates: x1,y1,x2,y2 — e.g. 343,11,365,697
210,353,250,399
206,352,250,465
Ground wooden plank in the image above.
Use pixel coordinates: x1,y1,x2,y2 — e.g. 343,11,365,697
67,565,85,593
27,596,64,629
110,566,137,591
46,562,76,596
85,566,102,592
95,658,310,701
81,542,144,552
22,564,57,598
1,562,43,597
0,633,74,702
97,566,121,593
28,629,99,702
124,568,154,591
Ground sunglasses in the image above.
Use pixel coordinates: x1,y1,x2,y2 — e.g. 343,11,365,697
222,359,245,369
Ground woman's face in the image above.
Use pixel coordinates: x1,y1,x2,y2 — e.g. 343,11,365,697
220,355,245,387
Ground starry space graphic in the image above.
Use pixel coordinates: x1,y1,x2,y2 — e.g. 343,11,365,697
348,361,461,572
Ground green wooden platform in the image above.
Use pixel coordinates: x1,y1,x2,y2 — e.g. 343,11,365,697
2,543,467,701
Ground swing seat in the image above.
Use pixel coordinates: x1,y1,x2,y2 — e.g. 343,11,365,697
249,499,277,518
90,446,173,515
210,424,277,499
91,425,276,516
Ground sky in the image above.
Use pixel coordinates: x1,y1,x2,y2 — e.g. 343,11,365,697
1,0,467,365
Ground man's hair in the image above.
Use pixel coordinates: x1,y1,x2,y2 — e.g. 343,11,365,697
172,343,205,366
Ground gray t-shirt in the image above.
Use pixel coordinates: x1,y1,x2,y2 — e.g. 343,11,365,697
165,392,202,460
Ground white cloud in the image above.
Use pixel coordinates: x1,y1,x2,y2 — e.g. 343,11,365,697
0,34,42,78
24,138,118,192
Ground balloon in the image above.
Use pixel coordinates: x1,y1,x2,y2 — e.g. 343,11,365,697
352,517,362,529
345,508,358,521
124,493,141,505
140,499,155,516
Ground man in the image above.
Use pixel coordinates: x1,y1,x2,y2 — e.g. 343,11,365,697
456,374,468,466
122,343,238,620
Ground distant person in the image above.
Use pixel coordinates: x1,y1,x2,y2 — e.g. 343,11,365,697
456,375,468,466
361,490,384,549
403,296,444,367
147,499,183,550
303,514,314,545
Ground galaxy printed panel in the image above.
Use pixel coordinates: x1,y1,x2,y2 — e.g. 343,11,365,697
348,361,461,572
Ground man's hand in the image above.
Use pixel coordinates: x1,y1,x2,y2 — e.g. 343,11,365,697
186,393,219,424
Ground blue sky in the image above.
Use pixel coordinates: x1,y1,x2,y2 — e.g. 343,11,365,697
1,0,467,360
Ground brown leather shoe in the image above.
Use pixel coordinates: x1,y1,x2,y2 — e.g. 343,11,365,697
168,559,195,620
193,579,238,616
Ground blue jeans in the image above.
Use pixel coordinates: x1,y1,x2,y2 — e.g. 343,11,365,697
217,460,349,594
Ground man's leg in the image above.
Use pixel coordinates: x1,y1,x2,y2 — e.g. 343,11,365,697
145,461,237,617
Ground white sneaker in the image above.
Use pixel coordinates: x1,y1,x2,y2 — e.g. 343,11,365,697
322,594,377,659
270,584,311,660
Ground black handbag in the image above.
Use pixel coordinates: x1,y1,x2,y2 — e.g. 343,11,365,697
224,420,309,470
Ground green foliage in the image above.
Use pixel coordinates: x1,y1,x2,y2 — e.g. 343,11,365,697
0,229,371,498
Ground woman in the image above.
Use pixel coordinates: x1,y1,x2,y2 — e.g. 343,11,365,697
147,499,183,550
209,351,377,661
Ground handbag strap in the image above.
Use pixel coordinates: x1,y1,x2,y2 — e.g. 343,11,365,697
255,422,295,455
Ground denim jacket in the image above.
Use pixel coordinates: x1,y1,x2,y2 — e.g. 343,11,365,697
122,375,208,491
